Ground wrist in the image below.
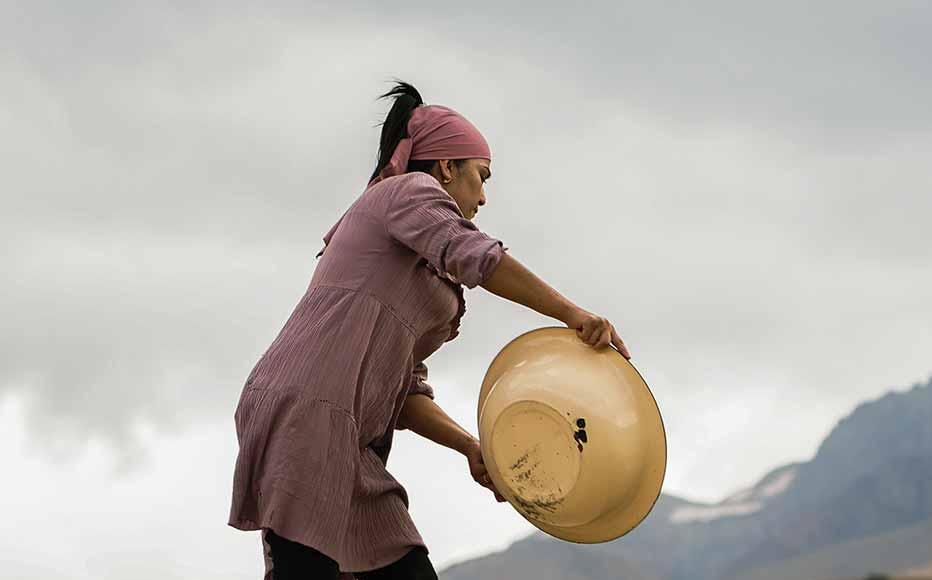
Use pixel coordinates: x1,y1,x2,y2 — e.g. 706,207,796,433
456,432,479,455
557,300,580,326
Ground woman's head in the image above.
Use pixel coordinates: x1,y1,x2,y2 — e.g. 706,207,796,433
370,81,491,220
427,158,490,220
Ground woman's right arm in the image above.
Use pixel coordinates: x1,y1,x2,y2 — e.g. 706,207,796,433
480,252,631,359
381,174,630,358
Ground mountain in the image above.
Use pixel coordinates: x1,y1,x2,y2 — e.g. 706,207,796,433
726,518,932,580
440,376,932,580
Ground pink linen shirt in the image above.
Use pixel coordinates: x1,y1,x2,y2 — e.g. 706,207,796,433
227,171,507,577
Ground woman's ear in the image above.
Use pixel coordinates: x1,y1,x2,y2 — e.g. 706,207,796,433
438,159,455,183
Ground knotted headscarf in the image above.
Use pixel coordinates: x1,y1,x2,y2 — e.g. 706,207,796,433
368,104,491,188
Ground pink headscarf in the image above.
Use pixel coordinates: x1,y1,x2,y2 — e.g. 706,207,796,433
368,104,491,188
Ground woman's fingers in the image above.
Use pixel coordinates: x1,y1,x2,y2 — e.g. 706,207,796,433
578,317,608,346
580,319,600,344
466,443,505,502
485,479,506,502
477,472,495,491
472,458,493,487
479,474,506,502
472,461,507,503
597,327,612,348
575,313,594,342
575,315,632,359
612,328,631,359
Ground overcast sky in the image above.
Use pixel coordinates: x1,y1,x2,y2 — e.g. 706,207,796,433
2,1,931,578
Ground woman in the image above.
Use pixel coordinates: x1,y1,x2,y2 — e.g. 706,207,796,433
227,81,630,580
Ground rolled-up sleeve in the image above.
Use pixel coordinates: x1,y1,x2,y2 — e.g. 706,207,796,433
408,361,435,399
385,174,508,289
396,361,435,431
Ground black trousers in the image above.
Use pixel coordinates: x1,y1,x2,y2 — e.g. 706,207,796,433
265,529,438,580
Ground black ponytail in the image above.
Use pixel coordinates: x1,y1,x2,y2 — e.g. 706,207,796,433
369,80,464,184
370,81,424,184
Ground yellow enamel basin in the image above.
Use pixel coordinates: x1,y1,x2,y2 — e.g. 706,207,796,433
477,326,666,543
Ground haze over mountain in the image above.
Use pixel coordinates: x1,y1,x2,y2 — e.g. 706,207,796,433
440,375,932,580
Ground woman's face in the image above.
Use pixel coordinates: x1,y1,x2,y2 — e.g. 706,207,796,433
435,158,491,221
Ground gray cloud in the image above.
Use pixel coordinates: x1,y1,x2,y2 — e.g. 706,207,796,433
1,0,930,491
320,0,932,138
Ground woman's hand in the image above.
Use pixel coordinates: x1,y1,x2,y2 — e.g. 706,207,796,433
562,306,631,359
463,438,507,503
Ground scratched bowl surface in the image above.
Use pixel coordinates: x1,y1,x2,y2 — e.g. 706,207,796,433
478,326,666,543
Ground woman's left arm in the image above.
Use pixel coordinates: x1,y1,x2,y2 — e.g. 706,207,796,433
399,394,506,502
397,393,476,454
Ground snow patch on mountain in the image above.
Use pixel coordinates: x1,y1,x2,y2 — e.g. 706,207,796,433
670,465,799,524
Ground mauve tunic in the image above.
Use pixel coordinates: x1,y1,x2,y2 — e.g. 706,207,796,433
227,172,508,578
